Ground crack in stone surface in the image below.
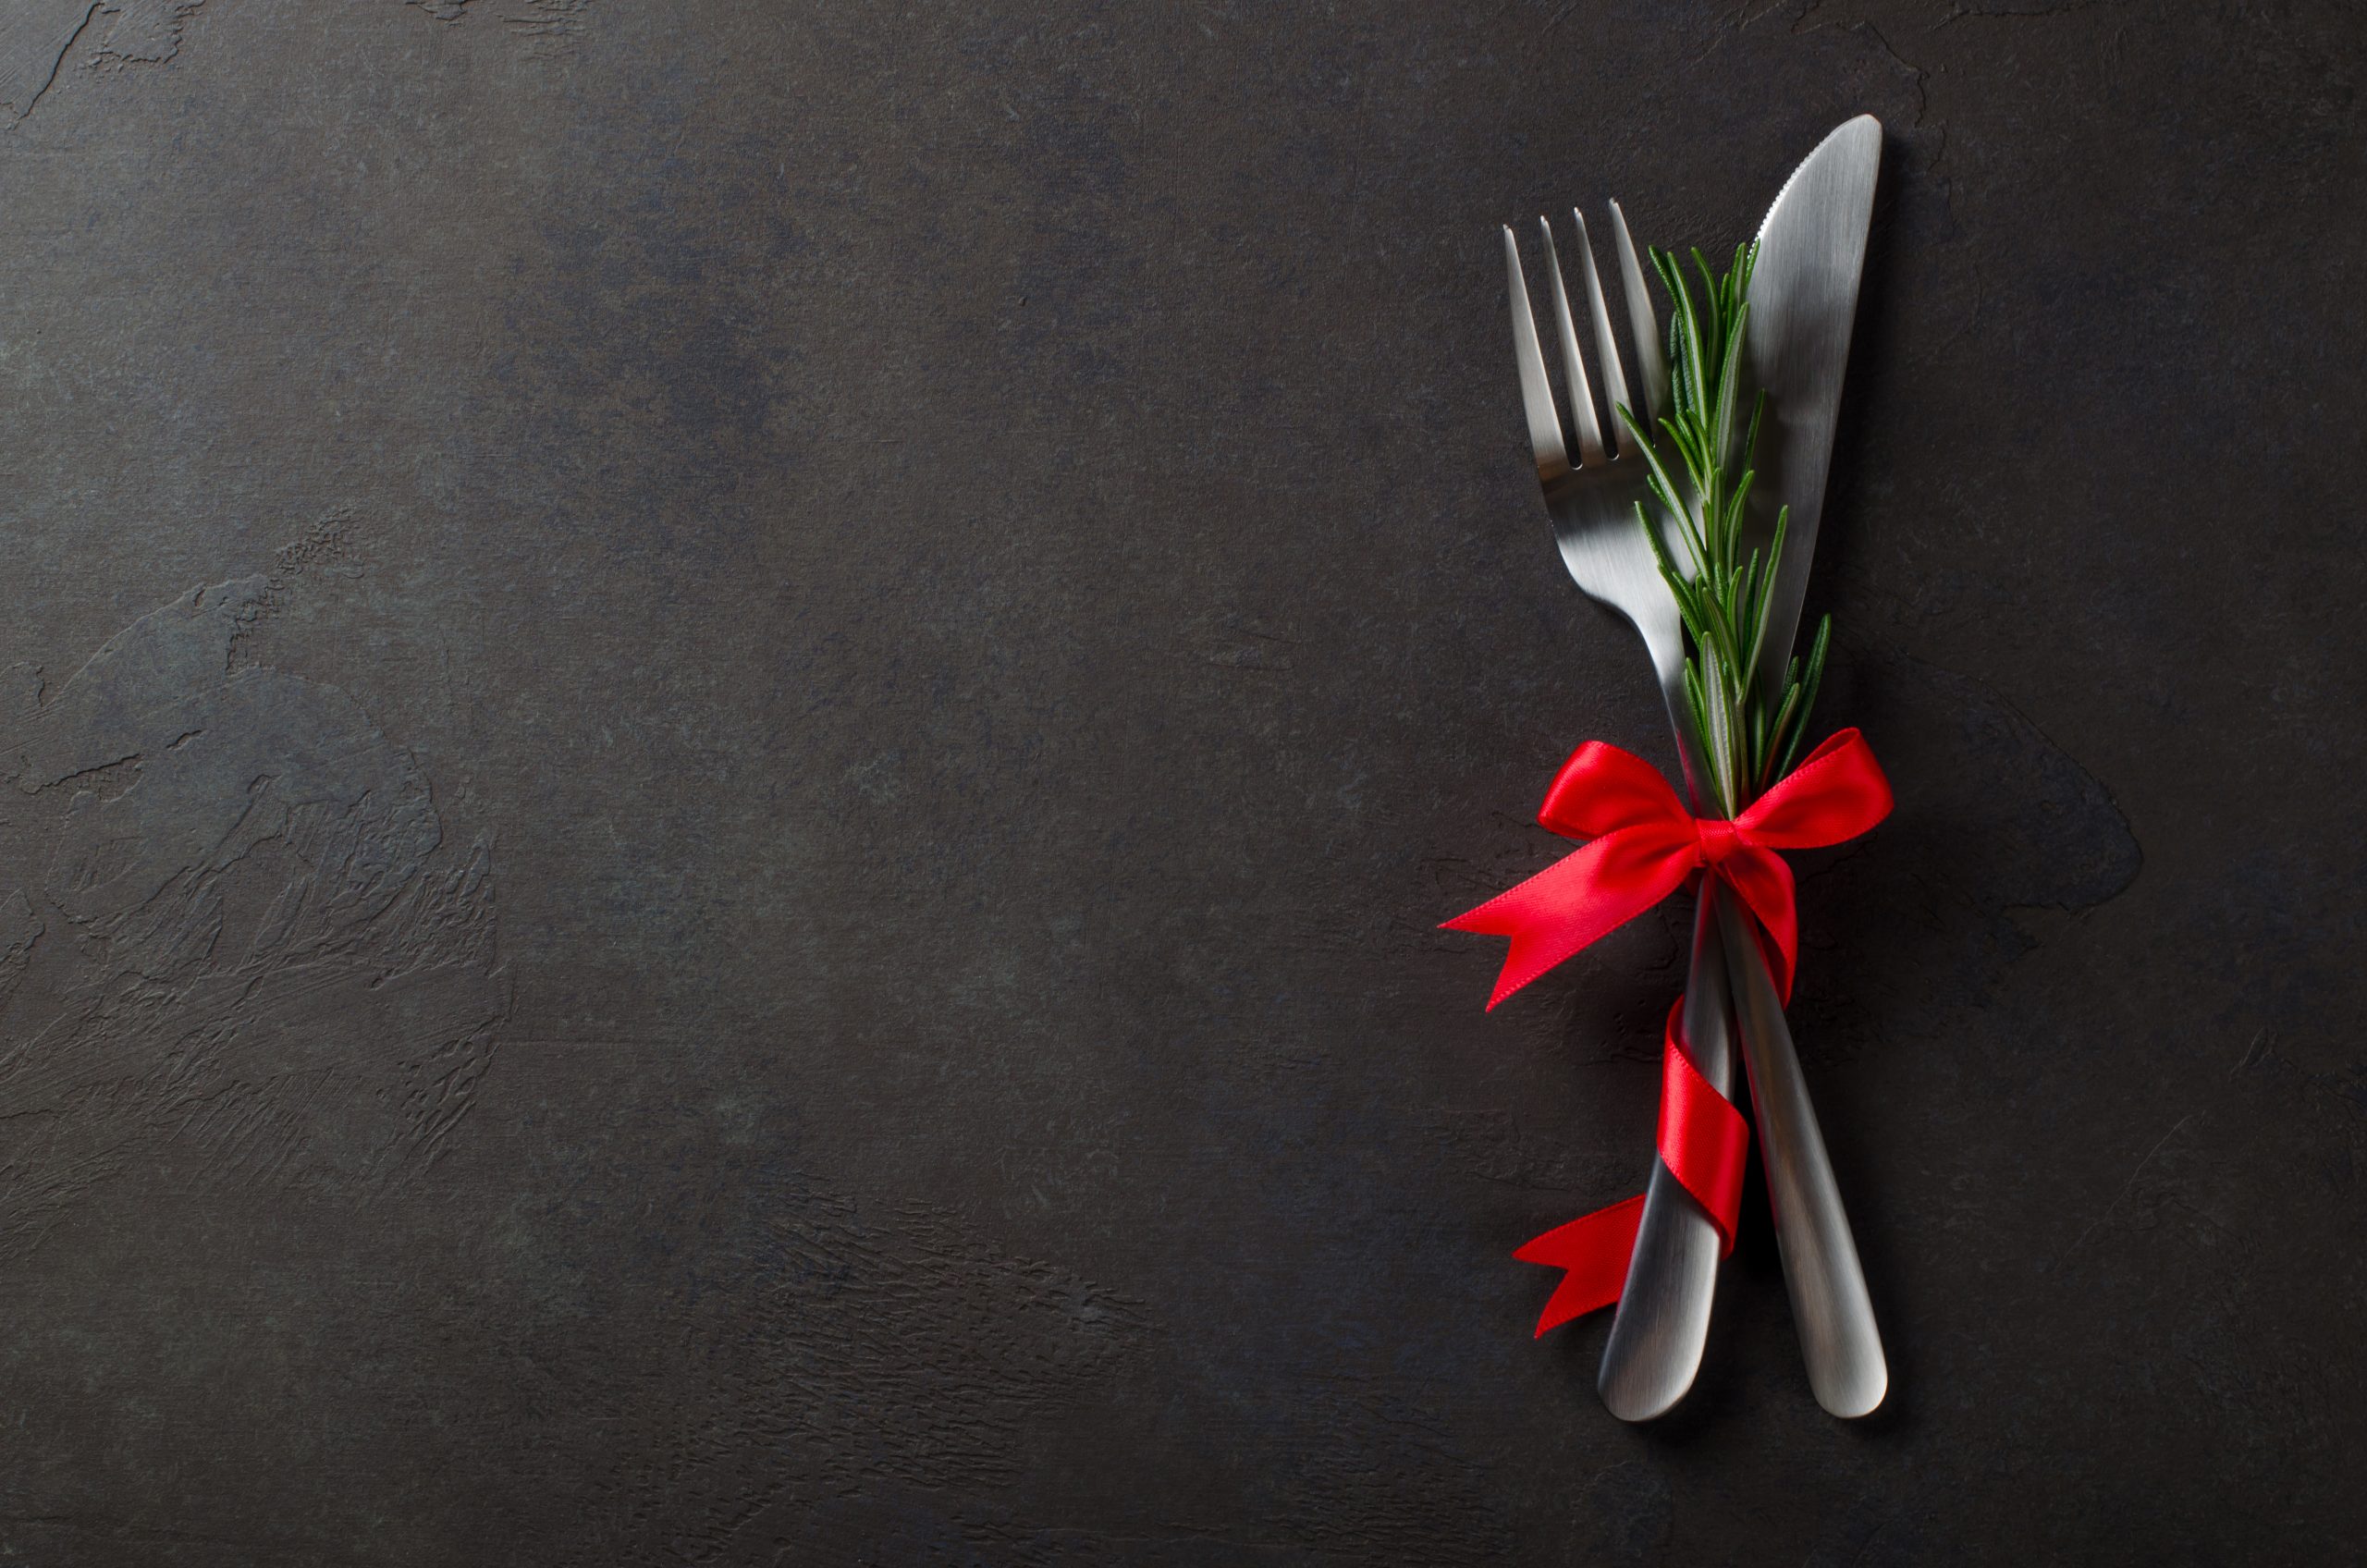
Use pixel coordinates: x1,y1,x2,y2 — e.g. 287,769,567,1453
0,577,509,1247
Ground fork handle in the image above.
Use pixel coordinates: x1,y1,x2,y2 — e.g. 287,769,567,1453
1597,884,1738,1420
1715,897,1888,1417
1593,640,1731,1420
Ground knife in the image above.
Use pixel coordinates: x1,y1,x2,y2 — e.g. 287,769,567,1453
1594,116,1884,1421
1735,114,1885,1417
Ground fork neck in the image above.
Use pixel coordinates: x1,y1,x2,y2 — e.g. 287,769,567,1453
1645,633,1723,820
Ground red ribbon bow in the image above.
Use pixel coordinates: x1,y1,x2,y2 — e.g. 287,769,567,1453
1442,728,1891,1334
1443,728,1891,1009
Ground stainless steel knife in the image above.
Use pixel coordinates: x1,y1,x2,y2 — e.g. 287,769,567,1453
1736,113,1886,1417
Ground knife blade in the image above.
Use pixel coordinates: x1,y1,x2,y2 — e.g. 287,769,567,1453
1749,115,1883,704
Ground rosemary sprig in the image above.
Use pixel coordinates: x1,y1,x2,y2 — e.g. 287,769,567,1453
1619,241,1832,818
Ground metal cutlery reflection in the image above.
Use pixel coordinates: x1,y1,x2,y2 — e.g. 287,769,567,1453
1503,138,1886,1417
1732,113,1888,1417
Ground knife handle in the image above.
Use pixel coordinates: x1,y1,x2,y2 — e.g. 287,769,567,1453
1714,897,1887,1417
1597,885,1739,1420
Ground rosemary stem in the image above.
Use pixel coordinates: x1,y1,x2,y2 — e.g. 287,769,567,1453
1627,240,1833,817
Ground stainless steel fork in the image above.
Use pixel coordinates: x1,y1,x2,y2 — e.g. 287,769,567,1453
1502,209,1738,1421
1504,209,1885,1419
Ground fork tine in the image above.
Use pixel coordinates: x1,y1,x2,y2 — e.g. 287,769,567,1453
1503,226,1570,483
1537,218,1606,468
1609,200,1668,425
1570,209,1637,458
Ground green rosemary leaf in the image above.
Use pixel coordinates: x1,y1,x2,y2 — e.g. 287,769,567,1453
1737,546,1765,655
1662,253,1710,431
1662,419,1711,496
1711,301,1749,467
1775,616,1834,779
1633,496,1683,586
1698,655,1733,806
1721,479,1753,548
1631,425,1710,573
1759,682,1801,792
1685,661,1710,762
1743,506,1789,674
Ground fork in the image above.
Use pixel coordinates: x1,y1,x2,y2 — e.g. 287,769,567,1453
1504,209,1885,1419
1502,209,1739,1420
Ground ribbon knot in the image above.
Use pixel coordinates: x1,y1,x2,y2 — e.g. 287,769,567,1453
1442,728,1891,1009
1692,817,1742,865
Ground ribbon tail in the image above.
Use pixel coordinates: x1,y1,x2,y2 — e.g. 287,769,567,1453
1513,1195,1644,1338
1713,848,1799,1002
1514,1007,1748,1337
1443,825,1696,1009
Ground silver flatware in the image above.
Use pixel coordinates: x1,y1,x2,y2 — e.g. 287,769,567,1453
1502,209,1740,1422
1502,116,1886,1419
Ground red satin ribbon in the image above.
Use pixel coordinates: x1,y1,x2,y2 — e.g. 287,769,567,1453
1445,729,1891,1334
1442,729,1891,1009
1511,1003,1748,1335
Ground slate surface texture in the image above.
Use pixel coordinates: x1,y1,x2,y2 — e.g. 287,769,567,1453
0,2,2361,1563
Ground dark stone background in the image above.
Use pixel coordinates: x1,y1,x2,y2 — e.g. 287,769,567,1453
0,1,2359,1562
